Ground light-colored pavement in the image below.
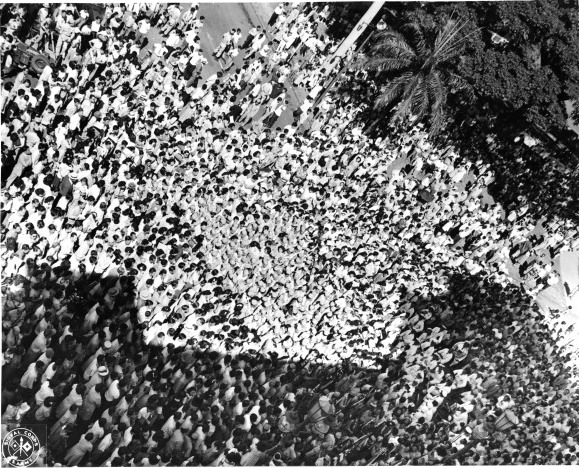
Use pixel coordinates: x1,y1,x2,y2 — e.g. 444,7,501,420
536,252,579,367
197,2,276,76
144,3,277,80
22,3,578,362
566,100,579,136
144,3,308,129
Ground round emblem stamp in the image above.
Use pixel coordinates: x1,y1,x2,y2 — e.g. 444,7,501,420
2,428,41,467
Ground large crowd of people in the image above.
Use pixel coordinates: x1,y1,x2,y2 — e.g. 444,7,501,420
1,2,578,466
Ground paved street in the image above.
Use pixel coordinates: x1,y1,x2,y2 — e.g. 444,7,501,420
144,2,307,129
151,6,579,347
11,3,577,342
2,4,578,463
146,2,277,80
537,252,579,363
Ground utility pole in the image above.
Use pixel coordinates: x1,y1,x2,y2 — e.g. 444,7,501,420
331,1,386,60
314,5,387,108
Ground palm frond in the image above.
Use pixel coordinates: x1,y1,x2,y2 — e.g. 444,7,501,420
432,19,471,63
362,55,414,73
401,23,428,57
371,31,417,61
447,72,475,102
426,71,448,135
426,70,447,108
359,19,472,135
392,72,423,123
428,104,446,136
374,72,412,109
411,76,431,121
447,72,468,90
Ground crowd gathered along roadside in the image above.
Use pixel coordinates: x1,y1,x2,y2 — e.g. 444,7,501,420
1,2,578,466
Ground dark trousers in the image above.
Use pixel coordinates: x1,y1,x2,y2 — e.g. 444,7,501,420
268,12,279,26
241,34,255,49
264,112,279,128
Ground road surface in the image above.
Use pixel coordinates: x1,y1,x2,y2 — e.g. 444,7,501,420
144,2,308,129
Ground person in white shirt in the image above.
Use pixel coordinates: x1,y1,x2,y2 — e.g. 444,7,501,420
165,30,182,57
268,4,285,26
55,14,77,57
213,30,233,60
152,41,169,63
135,18,151,47
161,4,182,34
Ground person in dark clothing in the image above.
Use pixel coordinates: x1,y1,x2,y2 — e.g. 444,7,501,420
226,97,243,123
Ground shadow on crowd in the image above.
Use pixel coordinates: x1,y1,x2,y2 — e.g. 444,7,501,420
341,69,579,227
440,113,579,226
3,261,576,466
317,1,579,226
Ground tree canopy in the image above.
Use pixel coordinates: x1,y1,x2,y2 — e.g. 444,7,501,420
395,0,579,135
359,20,472,135
329,0,579,223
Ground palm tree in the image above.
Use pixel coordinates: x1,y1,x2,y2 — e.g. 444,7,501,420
359,19,475,135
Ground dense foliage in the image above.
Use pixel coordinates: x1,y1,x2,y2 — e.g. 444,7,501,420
358,20,473,135
392,0,579,136
325,0,578,222
329,0,579,138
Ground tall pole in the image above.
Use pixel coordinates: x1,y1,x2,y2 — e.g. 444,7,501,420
307,2,386,118
331,1,386,60
313,29,378,108
313,10,387,109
